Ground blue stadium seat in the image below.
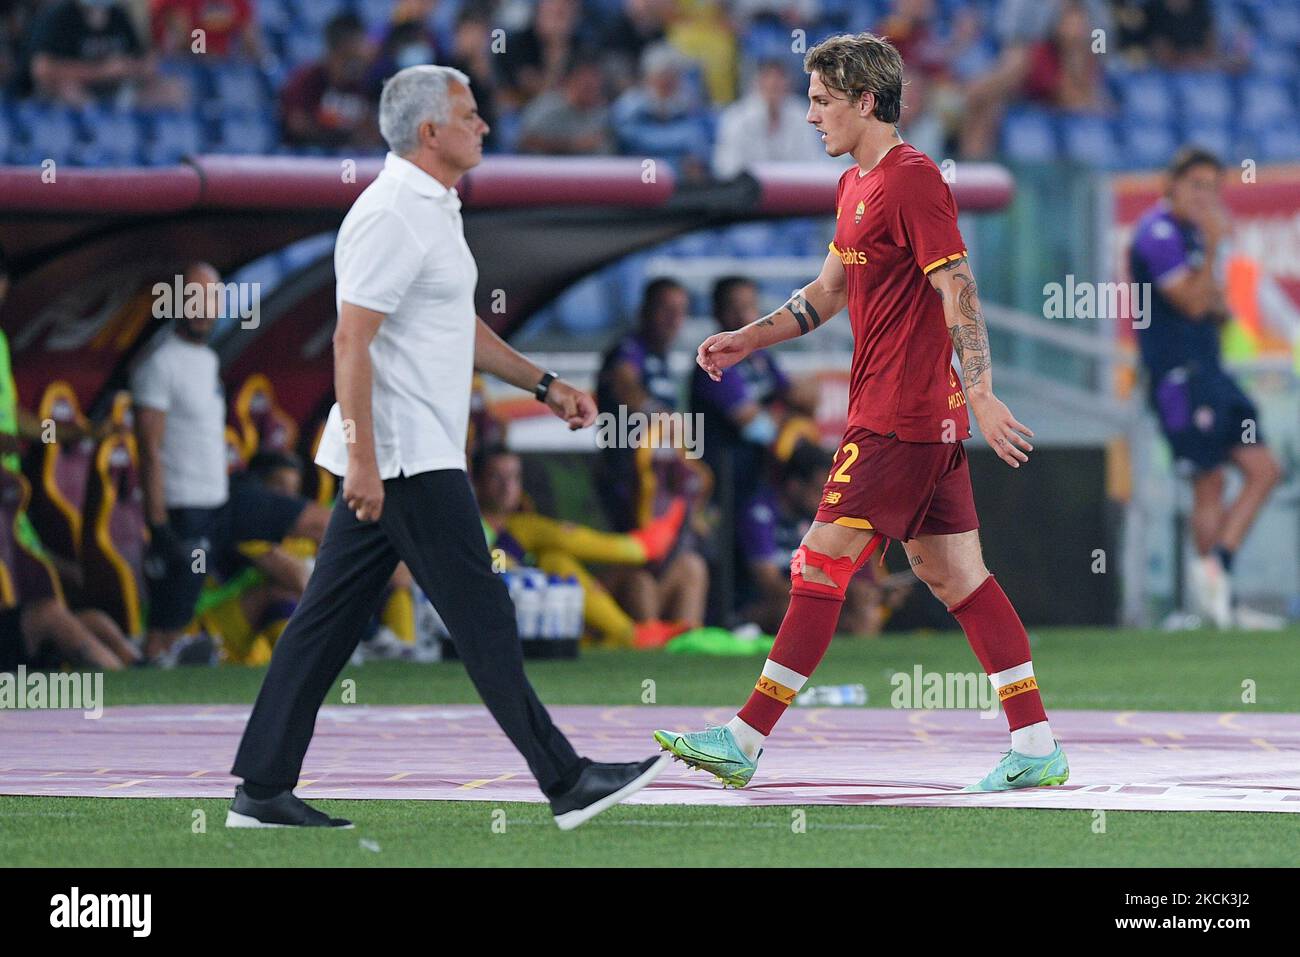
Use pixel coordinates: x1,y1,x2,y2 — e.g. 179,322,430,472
1259,125,1300,163
554,275,614,335
1173,73,1233,126
0,109,11,162
1000,108,1058,163
11,102,77,164
206,62,269,114
1179,121,1232,157
613,254,649,319
211,114,277,154
283,31,326,67
73,107,144,166
356,0,396,31
1121,119,1177,169
1060,113,1118,169
1238,76,1296,134
256,0,294,33
144,111,203,164
1117,71,1175,124
289,0,349,33
725,221,778,258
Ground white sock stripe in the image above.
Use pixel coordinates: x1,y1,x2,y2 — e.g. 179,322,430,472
989,661,1035,688
761,660,808,691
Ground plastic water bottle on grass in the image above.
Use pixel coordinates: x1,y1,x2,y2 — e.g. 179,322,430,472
795,684,867,706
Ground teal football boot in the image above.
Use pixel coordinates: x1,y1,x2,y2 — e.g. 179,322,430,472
963,742,1070,792
653,725,760,788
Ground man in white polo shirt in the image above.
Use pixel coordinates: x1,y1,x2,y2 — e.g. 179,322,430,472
229,65,668,831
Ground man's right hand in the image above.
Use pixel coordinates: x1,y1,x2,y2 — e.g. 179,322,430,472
343,461,384,522
696,328,755,382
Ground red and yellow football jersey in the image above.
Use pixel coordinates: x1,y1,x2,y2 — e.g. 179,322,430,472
829,143,970,443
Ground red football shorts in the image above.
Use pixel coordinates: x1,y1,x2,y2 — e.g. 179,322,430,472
814,427,979,542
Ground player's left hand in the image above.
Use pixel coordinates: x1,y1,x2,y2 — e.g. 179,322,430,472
545,380,597,431
970,393,1034,468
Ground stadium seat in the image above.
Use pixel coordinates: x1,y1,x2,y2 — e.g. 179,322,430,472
79,434,145,636
1238,76,1296,135
1121,119,1177,170
1259,125,1300,163
1060,114,1118,168
0,467,25,607
282,31,327,68
205,61,269,114
305,420,336,507
1173,73,1233,127
234,374,300,459
211,114,278,154
0,110,12,163
22,382,94,565
289,0,348,32
1000,108,1058,163
144,111,203,165
724,221,778,258
225,425,248,474
11,102,77,164
554,275,614,335
1117,72,1175,125
73,107,144,166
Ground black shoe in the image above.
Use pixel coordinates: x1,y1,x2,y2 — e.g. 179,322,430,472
225,785,354,829
549,754,670,831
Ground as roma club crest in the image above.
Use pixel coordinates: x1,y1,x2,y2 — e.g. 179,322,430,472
854,199,865,224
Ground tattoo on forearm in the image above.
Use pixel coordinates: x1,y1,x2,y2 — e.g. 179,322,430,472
945,270,991,391
909,554,923,567
784,293,823,336
756,315,775,328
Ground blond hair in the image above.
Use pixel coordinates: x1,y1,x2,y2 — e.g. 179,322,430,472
804,33,903,125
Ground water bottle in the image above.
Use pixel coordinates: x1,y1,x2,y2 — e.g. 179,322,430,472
796,683,867,707
541,575,566,639
564,575,584,639
516,574,544,640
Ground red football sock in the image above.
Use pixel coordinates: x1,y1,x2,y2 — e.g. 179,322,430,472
948,575,1047,731
736,543,875,735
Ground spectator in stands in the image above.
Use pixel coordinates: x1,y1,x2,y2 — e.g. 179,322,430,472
736,442,911,636
366,6,440,96
599,0,671,95
662,0,736,105
27,0,184,106
712,58,829,178
960,0,1110,158
444,3,501,151
474,445,691,648
130,261,331,664
498,0,586,108
612,41,711,180
151,0,264,59
517,57,614,155
595,277,711,635
279,11,381,149
1142,0,1220,70
1129,147,1283,631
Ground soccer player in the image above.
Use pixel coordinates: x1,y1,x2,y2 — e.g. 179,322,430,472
1129,147,1283,630
654,33,1068,792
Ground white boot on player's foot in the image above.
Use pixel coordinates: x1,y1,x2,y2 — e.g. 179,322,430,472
1190,553,1232,629
1231,604,1287,632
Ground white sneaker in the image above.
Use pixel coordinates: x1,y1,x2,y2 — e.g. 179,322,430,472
1231,605,1288,632
1190,553,1233,629
351,626,416,663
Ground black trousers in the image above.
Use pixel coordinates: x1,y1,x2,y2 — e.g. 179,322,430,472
230,469,582,796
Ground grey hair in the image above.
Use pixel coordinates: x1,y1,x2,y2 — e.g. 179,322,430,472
378,64,472,156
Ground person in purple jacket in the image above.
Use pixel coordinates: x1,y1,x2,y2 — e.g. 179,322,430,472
1129,147,1283,630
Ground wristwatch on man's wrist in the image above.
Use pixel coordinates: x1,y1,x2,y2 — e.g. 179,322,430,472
534,370,558,403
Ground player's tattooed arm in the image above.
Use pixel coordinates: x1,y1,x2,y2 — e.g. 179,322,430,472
930,256,992,394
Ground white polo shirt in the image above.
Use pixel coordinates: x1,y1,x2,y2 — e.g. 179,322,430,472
130,331,229,508
315,152,479,479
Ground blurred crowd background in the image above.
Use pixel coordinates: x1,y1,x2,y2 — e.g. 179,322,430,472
0,0,1297,170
